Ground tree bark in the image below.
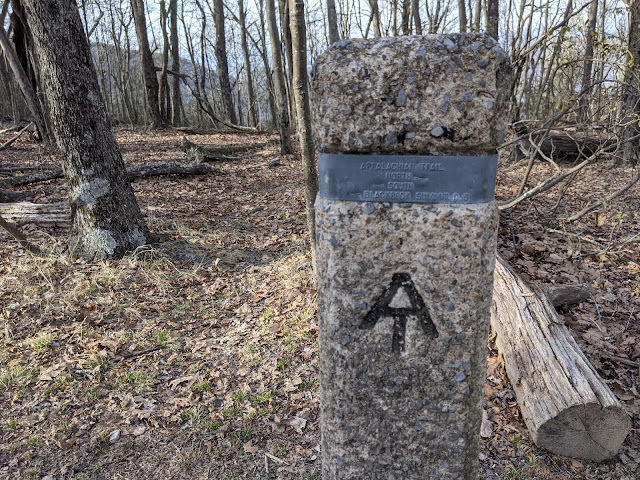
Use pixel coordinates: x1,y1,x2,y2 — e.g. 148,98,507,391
213,0,237,125
267,0,292,153
401,0,411,34
130,0,163,126
238,0,258,127
486,0,499,39
257,0,278,124
411,0,422,35
620,0,640,165
458,0,468,33
369,0,382,36
169,0,182,126
20,0,150,260
279,0,294,121
326,0,340,44
158,0,171,122
491,255,630,462
0,24,48,141
579,0,598,122
289,0,318,269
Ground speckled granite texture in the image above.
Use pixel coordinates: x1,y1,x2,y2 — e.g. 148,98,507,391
312,34,511,480
311,34,511,156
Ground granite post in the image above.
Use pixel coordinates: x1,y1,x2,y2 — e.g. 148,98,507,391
312,34,511,479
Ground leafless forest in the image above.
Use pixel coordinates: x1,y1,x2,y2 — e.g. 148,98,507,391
1,0,640,479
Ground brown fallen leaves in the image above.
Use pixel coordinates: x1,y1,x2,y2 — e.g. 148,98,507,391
0,127,638,479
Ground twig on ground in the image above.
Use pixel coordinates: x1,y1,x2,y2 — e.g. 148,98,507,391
600,354,640,369
564,169,640,222
0,212,49,256
121,346,165,359
243,158,281,170
499,155,592,210
0,122,32,151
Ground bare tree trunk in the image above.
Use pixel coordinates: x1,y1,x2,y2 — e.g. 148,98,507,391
267,0,292,153
391,0,399,35
0,53,20,125
412,0,422,34
473,0,481,31
369,0,382,36
289,0,318,270
257,0,278,124
169,0,182,126
621,0,640,165
487,0,499,39
579,0,599,122
130,0,163,126
20,0,150,260
279,0,295,126
401,0,411,34
0,25,48,140
327,0,340,44
159,0,171,122
238,0,258,127
213,0,237,125
458,0,468,32
426,0,445,33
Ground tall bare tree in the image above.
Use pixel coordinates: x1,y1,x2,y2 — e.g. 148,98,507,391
169,0,182,126
158,0,171,121
289,0,318,268
487,0,499,39
0,25,48,140
369,0,382,36
213,0,237,124
458,0,468,32
19,0,150,260
621,0,640,165
412,0,422,34
326,0,340,43
238,0,258,127
579,0,599,121
267,0,292,153
130,0,163,126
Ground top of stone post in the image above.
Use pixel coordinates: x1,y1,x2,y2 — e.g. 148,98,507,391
311,34,512,156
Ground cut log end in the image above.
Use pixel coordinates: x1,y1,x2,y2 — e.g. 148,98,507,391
535,403,631,462
491,254,631,462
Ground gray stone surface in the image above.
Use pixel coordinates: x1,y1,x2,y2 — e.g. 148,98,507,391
316,201,497,479
311,34,511,156
312,34,510,479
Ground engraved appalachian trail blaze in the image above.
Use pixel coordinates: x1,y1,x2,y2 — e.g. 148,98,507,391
360,273,438,353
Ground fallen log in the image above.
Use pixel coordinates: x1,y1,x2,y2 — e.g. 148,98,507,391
0,188,28,202
0,169,63,188
126,162,220,178
539,283,592,307
517,126,618,161
180,136,275,163
0,161,219,188
0,162,220,226
491,254,630,462
0,202,69,226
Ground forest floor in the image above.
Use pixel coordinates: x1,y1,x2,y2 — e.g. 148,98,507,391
0,124,639,480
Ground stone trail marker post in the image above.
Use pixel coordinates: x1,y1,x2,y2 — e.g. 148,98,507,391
311,34,511,479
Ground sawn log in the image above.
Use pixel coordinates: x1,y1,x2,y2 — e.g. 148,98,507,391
491,254,630,461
